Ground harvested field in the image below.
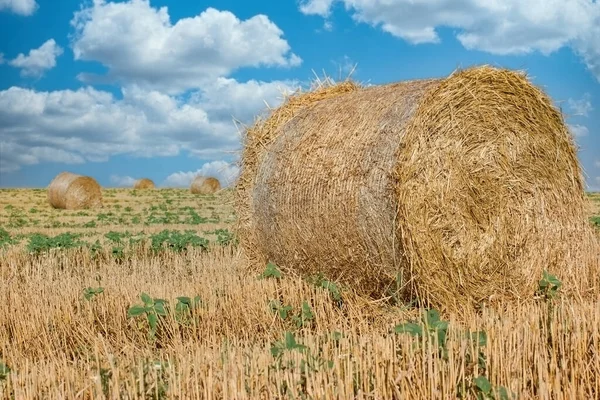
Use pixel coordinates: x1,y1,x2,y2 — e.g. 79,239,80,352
0,188,599,399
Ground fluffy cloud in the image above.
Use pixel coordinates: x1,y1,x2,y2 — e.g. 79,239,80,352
568,124,589,138
163,160,240,188
299,0,600,81
0,0,37,15
109,175,136,187
70,1,301,93
9,39,63,77
0,142,85,173
568,93,593,117
0,78,297,173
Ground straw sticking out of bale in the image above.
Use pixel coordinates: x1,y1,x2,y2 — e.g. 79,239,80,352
191,176,221,194
47,171,103,210
133,178,155,189
236,66,599,310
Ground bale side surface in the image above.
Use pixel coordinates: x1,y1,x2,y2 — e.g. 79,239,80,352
133,178,155,189
191,176,221,194
251,79,440,296
47,172,103,210
241,65,599,310
235,80,361,266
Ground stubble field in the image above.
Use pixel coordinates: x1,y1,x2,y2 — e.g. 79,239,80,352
0,188,599,399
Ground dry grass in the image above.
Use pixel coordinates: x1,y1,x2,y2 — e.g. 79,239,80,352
0,188,599,399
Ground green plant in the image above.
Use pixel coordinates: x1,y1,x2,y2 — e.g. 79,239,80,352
127,293,168,339
259,262,282,279
105,231,129,244
269,300,315,328
0,228,15,248
213,229,237,246
395,309,449,359
459,375,511,400
27,232,87,255
83,286,104,301
0,359,10,381
536,270,562,300
150,230,208,253
173,296,202,325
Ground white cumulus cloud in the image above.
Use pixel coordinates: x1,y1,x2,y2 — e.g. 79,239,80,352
9,39,63,78
568,124,590,138
567,93,593,117
0,0,37,15
109,175,137,187
0,79,297,173
163,161,240,188
299,0,600,81
70,1,301,93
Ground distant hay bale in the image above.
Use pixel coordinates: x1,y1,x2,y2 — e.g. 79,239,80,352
191,176,221,194
235,65,600,310
47,171,103,210
133,178,155,189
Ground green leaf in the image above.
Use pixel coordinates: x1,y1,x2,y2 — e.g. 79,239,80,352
259,262,282,279
147,312,158,331
468,331,488,348
301,301,314,321
176,296,191,306
424,309,441,327
127,305,147,318
474,376,492,394
140,292,152,304
154,302,168,316
394,322,423,337
0,361,11,380
270,344,283,358
285,331,297,349
497,386,510,400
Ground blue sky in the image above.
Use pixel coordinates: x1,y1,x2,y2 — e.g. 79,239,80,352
0,0,598,190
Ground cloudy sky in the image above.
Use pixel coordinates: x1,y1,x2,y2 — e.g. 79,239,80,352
0,0,598,190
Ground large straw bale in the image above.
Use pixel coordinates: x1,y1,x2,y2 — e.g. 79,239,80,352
47,171,103,210
235,66,600,310
133,178,155,189
191,176,221,194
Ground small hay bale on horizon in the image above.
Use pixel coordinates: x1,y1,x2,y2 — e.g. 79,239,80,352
47,171,103,210
235,65,600,311
133,178,155,189
190,176,221,194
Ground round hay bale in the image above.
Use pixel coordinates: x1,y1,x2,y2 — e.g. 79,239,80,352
236,66,599,310
190,176,221,194
133,178,155,189
47,171,103,210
